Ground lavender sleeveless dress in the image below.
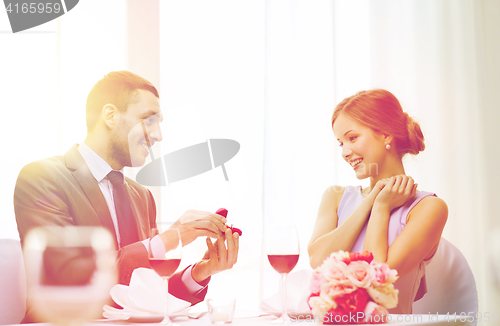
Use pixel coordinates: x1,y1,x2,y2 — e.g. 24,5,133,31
337,186,436,313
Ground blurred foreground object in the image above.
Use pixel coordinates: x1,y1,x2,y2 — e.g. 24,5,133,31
23,226,116,325
207,298,236,324
0,239,27,325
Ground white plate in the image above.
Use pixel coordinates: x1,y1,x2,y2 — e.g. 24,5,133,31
103,307,192,323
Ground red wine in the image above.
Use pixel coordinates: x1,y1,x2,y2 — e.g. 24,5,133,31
42,246,96,286
149,258,181,277
268,254,299,274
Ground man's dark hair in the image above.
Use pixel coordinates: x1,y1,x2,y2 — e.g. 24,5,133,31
85,71,159,132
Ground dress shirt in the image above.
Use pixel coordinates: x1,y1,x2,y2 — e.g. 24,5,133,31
78,142,206,294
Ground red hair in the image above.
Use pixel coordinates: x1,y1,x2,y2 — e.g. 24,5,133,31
332,89,425,157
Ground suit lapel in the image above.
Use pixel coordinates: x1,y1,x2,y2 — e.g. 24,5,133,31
64,145,118,245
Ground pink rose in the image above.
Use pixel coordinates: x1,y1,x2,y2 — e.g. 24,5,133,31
370,262,398,286
310,270,324,294
321,259,349,283
366,283,399,309
321,281,356,298
308,294,336,316
309,251,398,324
362,301,389,324
329,250,350,262
345,261,372,288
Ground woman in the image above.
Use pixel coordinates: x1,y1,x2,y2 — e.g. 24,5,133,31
308,89,447,313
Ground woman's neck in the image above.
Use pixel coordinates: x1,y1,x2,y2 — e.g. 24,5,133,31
369,158,406,189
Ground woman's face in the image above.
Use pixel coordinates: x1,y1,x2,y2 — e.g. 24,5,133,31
332,113,388,179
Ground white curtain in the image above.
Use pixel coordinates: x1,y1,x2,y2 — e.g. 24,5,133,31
264,0,500,318
156,0,265,310
0,0,127,239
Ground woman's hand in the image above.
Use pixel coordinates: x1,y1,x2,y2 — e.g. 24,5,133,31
373,175,417,212
365,178,391,204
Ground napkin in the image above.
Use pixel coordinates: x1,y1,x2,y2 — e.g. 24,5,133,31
103,268,191,320
261,269,313,314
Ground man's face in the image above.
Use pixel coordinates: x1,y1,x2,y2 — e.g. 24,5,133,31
110,89,163,168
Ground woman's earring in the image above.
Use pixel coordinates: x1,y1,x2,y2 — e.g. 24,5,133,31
385,144,391,150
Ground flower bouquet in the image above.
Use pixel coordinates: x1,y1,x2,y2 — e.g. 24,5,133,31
308,251,398,324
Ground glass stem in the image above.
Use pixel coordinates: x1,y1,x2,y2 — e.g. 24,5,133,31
160,278,173,325
282,273,287,317
165,278,169,316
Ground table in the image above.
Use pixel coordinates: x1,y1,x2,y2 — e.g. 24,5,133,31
2,313,469,326
91,312,469,326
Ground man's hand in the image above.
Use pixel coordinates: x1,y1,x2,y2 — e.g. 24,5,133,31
191,228,240,283
161,209,228,247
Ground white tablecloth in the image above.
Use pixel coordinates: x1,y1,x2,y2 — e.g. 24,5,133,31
3,313,469,326
94,312,468,326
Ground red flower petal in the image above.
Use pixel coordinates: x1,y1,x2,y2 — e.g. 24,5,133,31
349,251,373,264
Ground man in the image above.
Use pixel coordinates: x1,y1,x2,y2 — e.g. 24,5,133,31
14,71,239,311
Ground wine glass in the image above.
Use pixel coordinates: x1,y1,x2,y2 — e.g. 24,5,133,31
23,226,116,326
148,227,182,325
266,225,300,323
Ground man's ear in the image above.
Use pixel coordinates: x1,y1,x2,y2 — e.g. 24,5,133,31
102,104,118,129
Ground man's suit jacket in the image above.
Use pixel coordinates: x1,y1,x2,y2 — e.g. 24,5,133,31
14,144,207,305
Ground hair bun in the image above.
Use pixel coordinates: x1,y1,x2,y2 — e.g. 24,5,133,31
405,113,425,154
331,89,426,157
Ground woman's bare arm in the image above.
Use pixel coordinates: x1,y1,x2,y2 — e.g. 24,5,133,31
363,176,448,277
308,185,384,268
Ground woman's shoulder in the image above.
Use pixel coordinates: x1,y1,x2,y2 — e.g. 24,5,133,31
322,185,345,199
322,184,366,199
414,192,447,209
405,194,448,261
323,185,366,207
408,194,448,224
317,185,343,209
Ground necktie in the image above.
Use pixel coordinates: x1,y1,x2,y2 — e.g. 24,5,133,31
107,171,139,247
